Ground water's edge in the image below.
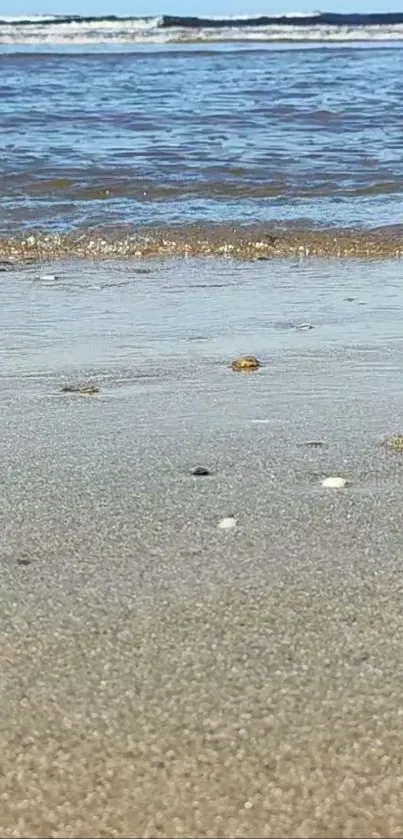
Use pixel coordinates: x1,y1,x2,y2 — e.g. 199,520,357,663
1,225,403,261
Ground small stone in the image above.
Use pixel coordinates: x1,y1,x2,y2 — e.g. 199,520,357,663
218,517,237,530
298,440,326,448
17,558,31,566
296,323,314,331
231,356,261,371
192,467,210,476
321,476,347,489
345,296,355,302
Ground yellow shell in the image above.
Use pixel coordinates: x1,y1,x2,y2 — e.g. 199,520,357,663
79,387,100,397
384,434,403,451
231,355,261,371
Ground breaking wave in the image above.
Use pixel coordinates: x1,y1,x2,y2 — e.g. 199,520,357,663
2,11,403,45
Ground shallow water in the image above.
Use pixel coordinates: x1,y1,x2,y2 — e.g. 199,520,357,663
1,258,403,420
1,45,403,234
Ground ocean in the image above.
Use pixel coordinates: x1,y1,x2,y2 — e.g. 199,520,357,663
1,11,403,254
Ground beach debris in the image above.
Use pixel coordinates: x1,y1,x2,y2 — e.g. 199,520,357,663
384,434,403,451
61,384,100,396
274,320,313,331
321,476,347,489
192,466,210,476
231,355,261,371
39,273,58,281
298,440,326,448
218,516,237,530
296,322,314,331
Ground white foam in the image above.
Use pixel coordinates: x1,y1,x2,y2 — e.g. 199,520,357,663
0,15,58,22
1,18,403,45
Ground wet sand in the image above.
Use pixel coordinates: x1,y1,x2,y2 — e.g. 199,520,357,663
2,257,403,838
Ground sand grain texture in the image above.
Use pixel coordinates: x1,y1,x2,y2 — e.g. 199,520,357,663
2,257,403,838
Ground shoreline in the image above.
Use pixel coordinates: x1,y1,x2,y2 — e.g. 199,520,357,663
2,224,403,261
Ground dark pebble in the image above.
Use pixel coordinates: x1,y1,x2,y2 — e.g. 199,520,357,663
17,558,31,566
61,384,78,392
192,467,210,476
61,384,100,394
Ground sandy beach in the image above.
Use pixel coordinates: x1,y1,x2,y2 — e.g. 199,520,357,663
3,25,403,837
2,255,403,837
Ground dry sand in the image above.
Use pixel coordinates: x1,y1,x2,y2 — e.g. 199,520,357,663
2,256,403,837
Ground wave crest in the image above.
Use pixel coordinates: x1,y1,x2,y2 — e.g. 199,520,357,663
2,11,403,44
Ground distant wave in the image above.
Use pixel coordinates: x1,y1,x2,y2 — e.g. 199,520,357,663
2,11,403,44
4,12,403,27
161,12,403,27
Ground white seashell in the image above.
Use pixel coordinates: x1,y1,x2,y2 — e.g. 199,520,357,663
321,476,347,489
296,322,314,331
218,517,237,530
